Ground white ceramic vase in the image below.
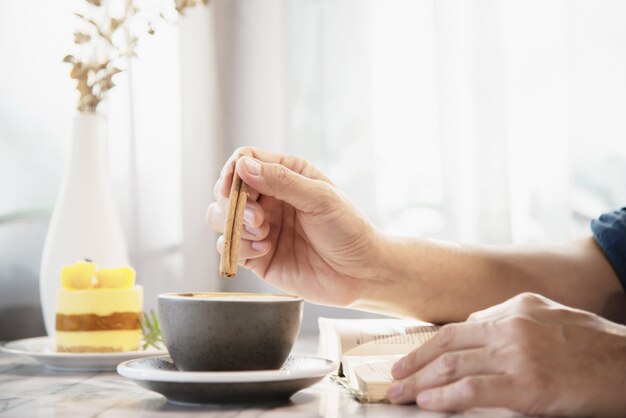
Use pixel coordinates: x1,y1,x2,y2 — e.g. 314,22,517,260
39,112,128,336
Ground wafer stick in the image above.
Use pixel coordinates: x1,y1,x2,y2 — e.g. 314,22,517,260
220,154,250,277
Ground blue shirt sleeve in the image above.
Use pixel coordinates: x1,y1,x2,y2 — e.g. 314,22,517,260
591,208,626,292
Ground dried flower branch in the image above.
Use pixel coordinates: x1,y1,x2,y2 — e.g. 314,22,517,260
175,0,208,14
66,0,208,113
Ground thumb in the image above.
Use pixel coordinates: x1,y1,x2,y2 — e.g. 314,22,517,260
236,156,331,213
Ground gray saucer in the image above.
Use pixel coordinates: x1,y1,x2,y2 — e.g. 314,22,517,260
117,354,337,405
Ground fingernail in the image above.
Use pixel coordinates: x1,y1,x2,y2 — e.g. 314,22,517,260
244,207,255,225
391,360,404,377
417,390,431,406
251,241,268,252
387,382,403,401
244,224,261,237
243,157,261,176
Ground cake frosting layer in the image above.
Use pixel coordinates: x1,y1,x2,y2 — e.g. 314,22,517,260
56,330,141,352
56,285,143,315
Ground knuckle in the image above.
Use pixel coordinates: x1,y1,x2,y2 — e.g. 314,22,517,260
280,154,298,170
206,203,223,230
437,324,458,349
513,292,544,310
213,179,221,200
234,146,254,158
257,222,270,240
507,341,540,371
504,315,535,338
269,163,296,188
276,165,291,182
467,309,490,322
485,345,502,361
507,342,528,360
466,311,480,321
247,203,263,227
279,153,307,174
403,376,418,395
459,377,482,400
437,353,458,380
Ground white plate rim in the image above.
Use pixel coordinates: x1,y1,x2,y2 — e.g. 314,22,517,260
117,354,338,383
0,336,166,359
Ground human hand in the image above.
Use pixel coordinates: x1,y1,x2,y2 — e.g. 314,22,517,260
387,292,626,417
206,147,384,307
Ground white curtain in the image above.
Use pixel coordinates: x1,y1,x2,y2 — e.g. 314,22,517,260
186,0,626,246
174,0,626,330
3,0,626,336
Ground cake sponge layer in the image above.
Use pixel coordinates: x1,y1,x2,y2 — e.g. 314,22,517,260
56,330,141,352
56,285,143,316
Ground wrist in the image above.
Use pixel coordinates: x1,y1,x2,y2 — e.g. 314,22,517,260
350,235,485,323
350,233,422,317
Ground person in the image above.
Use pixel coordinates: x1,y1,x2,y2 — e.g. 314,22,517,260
206,147,626,417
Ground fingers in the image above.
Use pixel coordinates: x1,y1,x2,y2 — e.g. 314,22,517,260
224,146,332,183
387,348,502,405
215,163,260,202
206,199,268,240
235,156,336,214
213,147,337,224
416,375,514,411
217,235,271,261
391,322,489,380
216,161,233,199
216,147,332,203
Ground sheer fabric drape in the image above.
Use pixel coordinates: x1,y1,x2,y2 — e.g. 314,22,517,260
173,0,626,330
4,1,626,335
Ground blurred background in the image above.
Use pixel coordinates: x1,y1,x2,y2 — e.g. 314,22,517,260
2,0,626,340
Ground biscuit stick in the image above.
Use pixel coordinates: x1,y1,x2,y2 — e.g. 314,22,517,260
220,154,250,277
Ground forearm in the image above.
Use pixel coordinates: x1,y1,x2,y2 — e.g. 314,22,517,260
353,235,625,324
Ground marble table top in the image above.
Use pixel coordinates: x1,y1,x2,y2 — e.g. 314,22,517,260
0,339,530,418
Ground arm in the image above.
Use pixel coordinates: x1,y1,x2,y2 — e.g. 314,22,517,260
208,147,625,323
355,235,626,324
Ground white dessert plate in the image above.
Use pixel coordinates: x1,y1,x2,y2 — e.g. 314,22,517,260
1,336,167,372
117,354,337,405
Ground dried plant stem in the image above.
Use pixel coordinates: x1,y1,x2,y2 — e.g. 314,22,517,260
65,0,208,113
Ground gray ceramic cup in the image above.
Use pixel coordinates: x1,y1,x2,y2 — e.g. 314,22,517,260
157,292,303,371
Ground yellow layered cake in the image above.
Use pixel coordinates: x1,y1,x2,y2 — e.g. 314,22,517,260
55,261,143,353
